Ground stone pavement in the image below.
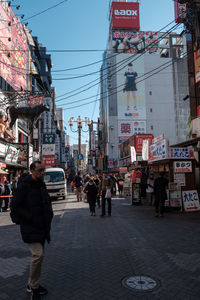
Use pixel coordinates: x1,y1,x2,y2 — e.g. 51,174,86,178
1,193,200,299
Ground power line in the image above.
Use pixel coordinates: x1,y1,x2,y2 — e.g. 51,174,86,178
60,50,190,111
55,22,181,103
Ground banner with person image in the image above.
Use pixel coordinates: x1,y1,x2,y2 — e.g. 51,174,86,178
116,54,146,119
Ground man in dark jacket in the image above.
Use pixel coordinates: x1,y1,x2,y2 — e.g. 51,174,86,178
154,172,168,217
84,179,98,216
11,161,53,298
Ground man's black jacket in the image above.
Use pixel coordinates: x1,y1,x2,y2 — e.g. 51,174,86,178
11,174,53,244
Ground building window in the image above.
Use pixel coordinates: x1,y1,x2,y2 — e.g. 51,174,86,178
149,91,152,95
151,125,153,130
150,108,153,113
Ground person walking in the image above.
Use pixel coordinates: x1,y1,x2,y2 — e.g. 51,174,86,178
146,173,154,206
74,171,83,201
2,181,10,212
10,161,53,299
94,174,101,208
154,172,168,217
100,173,112,217
84,178,98,216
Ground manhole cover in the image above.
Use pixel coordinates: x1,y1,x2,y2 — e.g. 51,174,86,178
122,275,160,292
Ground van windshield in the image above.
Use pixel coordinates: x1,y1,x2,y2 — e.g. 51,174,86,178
44,171,64,183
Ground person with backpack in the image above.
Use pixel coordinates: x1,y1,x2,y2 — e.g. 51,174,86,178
74,171,83,202
10,161,53,299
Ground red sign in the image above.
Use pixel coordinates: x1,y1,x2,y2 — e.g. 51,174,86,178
0,162,6,168
42,155,55,167
174,0,187,23
0,3,27,90
135,134,153,153
111,2,140,30
27,95,44,105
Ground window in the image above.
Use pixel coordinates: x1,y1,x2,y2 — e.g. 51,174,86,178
150,108,153,113
151,125,153,130
149,91,152,95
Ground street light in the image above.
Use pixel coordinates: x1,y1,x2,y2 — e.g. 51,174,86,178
68,116,91,170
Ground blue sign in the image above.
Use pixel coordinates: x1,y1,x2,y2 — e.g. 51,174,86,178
78,153,84,160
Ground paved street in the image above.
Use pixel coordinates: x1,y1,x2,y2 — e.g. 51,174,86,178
1,193,200,299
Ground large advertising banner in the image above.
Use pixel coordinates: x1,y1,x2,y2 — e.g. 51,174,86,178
174,0,187,23
112,30,160,54
111,2,140,30
117,54,145,119
0,2,27,90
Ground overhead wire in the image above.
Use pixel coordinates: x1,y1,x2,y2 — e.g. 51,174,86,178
55,22,181,104
61,49,191,111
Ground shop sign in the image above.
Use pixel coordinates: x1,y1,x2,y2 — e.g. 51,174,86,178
174,173,185,186
130,146,136,163
182,190,200,212
174,161,192,173
174,0,187,23
42,155,55,167
149,139,169,162
0,142,8,158
194,48,200,84
142,139,149,161
152,134,164,144
73,150,78,167
27,95,44,105
42,144,55,155
5,144,20,164
43,133,55,144
108,159,114,168
111,2,140,30
170,147,194,159
135,134,153,153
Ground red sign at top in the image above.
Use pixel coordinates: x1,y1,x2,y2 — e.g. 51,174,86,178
111,2,140,30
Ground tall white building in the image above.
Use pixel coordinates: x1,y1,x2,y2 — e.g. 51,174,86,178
99,1,190,167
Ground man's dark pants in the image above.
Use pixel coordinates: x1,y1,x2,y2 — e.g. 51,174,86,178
101,191,111,216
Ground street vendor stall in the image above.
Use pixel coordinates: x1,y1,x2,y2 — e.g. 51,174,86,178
149,137,198,212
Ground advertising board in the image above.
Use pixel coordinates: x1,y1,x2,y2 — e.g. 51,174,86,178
111,2,140,30
182,190,200,212
0,3,27,90
27,95,44,106
118,120,146,138
42,155,55,167
116,54,145,119
149,139,169,162
170,147,194,159
5,144,20,164
174,0,187,23
135,134,153,153
112,30,160,54
174,161,192,173
43,98,52,133
194,48,200,84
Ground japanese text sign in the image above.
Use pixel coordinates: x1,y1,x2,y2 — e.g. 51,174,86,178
182,190,200,212
174,161,192,173
42,155,55,167
149,139,169,162
43,133,55,144
170,147,194,159
5,144,20,164
111,2,140,30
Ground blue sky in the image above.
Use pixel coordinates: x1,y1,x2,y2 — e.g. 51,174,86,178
15,0,181,145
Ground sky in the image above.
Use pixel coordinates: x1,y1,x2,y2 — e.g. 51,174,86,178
14,0,181,145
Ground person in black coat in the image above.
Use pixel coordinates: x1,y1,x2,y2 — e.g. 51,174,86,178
154,172,168,217
11,161,53,297
84,179,98,216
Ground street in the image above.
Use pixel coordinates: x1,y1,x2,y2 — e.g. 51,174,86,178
0,193,200,300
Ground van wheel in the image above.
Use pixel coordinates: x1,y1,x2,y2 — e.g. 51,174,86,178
62,196,66,200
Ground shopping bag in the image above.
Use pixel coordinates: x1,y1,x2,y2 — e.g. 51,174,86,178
105,188,111,199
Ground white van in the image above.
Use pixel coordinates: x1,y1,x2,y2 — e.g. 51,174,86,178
44,167,66,200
